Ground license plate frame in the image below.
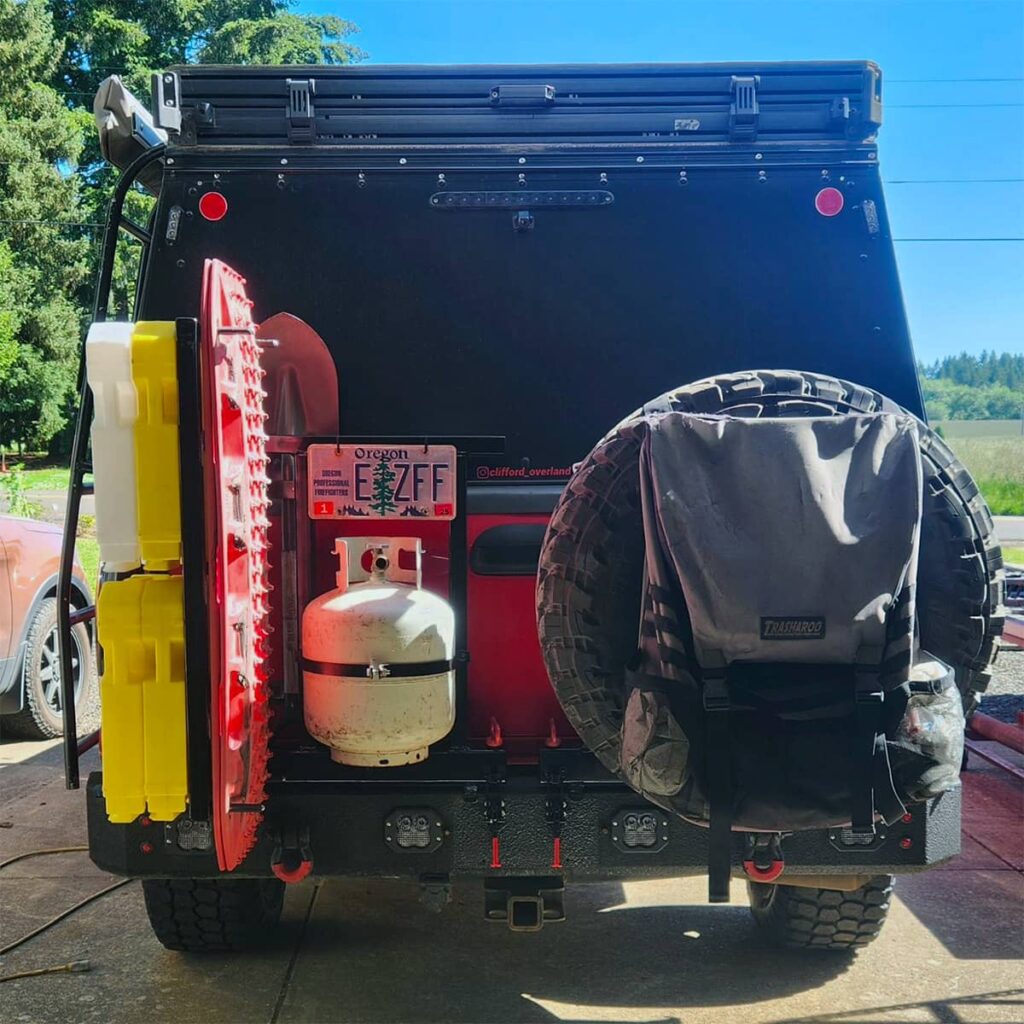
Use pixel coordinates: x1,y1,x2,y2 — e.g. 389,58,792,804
307,443,457,521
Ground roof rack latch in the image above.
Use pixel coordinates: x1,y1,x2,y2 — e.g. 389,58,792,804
286,78,316,144
729,75,759,141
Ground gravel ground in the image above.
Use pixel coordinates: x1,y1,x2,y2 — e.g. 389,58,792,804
979,692,1024,724
980,593,1024,722
987,644,1024,692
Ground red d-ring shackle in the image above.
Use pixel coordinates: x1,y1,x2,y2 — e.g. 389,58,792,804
270,826,313,884
271,856,313,884
742,858,785,883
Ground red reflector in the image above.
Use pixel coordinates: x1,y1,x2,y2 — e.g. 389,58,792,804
199,191,228,221
814,187,844,217
552,836,563,870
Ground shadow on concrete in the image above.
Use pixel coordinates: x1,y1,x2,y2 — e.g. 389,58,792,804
896,867,1024,963
893,768,1023,962
276,879,855,1023
773,986,1024,1024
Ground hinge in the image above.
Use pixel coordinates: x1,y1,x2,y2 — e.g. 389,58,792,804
286,78,316,144
152,71,182,134
729,75,759,141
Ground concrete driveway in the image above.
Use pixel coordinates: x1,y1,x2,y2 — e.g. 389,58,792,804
0,738,1021,1024
995,517,1024,548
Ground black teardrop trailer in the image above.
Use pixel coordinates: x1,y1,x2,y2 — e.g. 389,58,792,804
57,61,1005,952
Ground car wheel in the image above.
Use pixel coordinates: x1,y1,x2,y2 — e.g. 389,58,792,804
1,598,97,740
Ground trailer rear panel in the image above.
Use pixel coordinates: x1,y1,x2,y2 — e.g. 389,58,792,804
140,61,922,480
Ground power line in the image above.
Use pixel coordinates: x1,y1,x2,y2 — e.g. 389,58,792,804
888,76,1024,83
64,73,1024,83
885,178,1024,184
888,102,1024,108
893,237,1024,242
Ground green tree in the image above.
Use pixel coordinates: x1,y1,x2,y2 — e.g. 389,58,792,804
48,0,364,106
370,458,397,516
922,377,1024,422
201,12,363,64
47,0,364,318
0,0,90,451
0,0,364,452
923,351,1024,391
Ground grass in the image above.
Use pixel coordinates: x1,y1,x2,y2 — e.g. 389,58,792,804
935,419,1024,440
1003,545,1024,567
974,480,1024,516
75,535,100,589
944,436,1024,516
20,466,72,491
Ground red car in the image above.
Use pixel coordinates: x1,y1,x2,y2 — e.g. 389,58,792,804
0,515,97,738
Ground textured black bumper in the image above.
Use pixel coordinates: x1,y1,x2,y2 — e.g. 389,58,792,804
86,761,961,881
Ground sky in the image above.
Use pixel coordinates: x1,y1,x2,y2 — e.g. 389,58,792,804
302,0,1024,364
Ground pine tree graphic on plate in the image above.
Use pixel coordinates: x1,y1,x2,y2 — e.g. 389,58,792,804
370,457,398,515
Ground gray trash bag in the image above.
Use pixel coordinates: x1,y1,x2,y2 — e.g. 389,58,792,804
619,672,708,819
888,655,965,802
620,682,690,798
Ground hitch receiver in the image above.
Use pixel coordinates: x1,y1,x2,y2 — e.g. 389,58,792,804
484,876,565,932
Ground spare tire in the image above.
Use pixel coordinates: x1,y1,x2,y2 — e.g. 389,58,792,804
537,369,1005,775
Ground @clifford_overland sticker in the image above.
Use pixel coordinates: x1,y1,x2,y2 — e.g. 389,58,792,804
307,444,457,520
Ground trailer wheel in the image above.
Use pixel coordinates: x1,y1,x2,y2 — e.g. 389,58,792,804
537,370,1005,775
747,875,894,950
141,877,285,952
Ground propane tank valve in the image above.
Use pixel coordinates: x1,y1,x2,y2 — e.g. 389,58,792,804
370,547,390,575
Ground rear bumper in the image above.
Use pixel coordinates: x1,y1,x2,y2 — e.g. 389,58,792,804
86,752,961,881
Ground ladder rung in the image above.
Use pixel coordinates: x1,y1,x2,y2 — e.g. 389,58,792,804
69,606,96,626
77,730,100,757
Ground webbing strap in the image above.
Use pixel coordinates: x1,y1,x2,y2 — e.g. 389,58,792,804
851,647,885,834
873,736,907,825
703,669,733,903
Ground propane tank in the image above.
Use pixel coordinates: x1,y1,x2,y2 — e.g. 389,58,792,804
302,538,455,766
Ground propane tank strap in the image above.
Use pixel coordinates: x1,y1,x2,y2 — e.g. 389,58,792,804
302,657,453,679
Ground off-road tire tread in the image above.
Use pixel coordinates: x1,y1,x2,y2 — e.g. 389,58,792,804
141,877,285,952
0,598,96,740
747,875,894,950
538,370,1005,772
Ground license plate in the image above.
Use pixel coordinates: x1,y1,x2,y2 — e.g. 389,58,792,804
307,444,457,520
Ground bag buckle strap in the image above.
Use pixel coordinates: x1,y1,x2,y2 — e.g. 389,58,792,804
855,686,884,705
851,648,886,836
702,673,730,713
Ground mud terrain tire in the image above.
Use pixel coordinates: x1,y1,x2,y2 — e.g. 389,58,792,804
142,877,285,952
747,875,894,951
